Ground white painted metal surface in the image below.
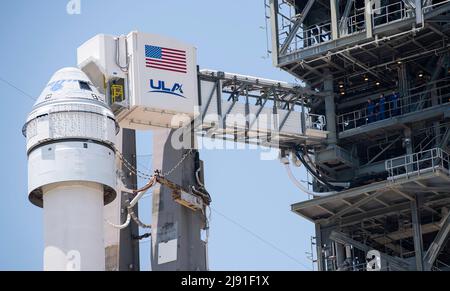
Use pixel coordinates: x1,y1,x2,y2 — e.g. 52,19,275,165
27,141,116,206
77,31,327,147
24,67,118,207
24,67,118,270
198,73,328,143
157,239,178,265
43,182,104,271
78,31,199,130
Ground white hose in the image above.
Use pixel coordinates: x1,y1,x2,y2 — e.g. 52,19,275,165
195,167,205,187
106,213,131,229
129,190,146,208
283,163,337,197
204,205,211,271
129,177,156,208
107,177,156,230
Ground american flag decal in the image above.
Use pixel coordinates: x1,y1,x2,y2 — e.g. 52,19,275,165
145,45,187,74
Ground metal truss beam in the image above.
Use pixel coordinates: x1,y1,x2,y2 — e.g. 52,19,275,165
337,202,411,226
332,196,450,227
300,61,325,79
279,0,316,55
278,14,421,66
317,205,335,215
390,187,415,202
424,2,450,20
426,15,450,23
324,58,345,73
324,191,385,223
199,70,325,104
404,0,416,9
423,211,450,270
316,0,331,10
292,180,390,211
439,126,450,148
359,46,379,60
428,23,450,38
329,231,411,270
339,0,355,35
201,80,219,119
364,136,401,166
338,52,391,84
342,198,367,213
411,197,425,270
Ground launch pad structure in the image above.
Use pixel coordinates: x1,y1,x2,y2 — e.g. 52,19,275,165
267,0,450,270
22,1,450,271
25,29,333,270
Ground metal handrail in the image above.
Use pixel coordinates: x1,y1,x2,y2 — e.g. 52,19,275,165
276,0,449,55
279,22,333,52
423,0,450,14
306,113,327,130
372,1,415,28
337,81,450,132
385,148,450,181
434,259,450,270
342,10,366,36
414,127,449,153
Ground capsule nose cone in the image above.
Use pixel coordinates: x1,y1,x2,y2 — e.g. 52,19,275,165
34,67,106,106
48,67,91,83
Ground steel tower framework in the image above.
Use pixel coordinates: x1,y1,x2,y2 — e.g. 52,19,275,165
268,0,450,270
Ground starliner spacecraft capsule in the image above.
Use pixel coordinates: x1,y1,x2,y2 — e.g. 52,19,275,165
23,67,118,270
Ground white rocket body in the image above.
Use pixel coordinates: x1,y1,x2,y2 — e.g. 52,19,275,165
23,68,118,270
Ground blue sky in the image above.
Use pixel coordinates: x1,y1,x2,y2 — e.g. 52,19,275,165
0,0,314,270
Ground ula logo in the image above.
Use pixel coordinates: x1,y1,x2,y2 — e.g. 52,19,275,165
149,79,185,98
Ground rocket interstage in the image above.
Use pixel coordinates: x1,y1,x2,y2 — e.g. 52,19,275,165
23,67,118,271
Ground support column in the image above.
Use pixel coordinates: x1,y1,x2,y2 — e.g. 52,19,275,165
398,64,408,95
330,0,339,40
411,196,424,271
397,63,409,114
119,129,140,271
335,242,346,269
269,0,280,67
415,0,423,25
315,224,324,271
432,82,441,147
424,211,450,270
151,129,207,271
104,128,140,271
365,0,373,39
324,71,337,145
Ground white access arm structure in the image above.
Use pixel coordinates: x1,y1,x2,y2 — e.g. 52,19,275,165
77,31,328,148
